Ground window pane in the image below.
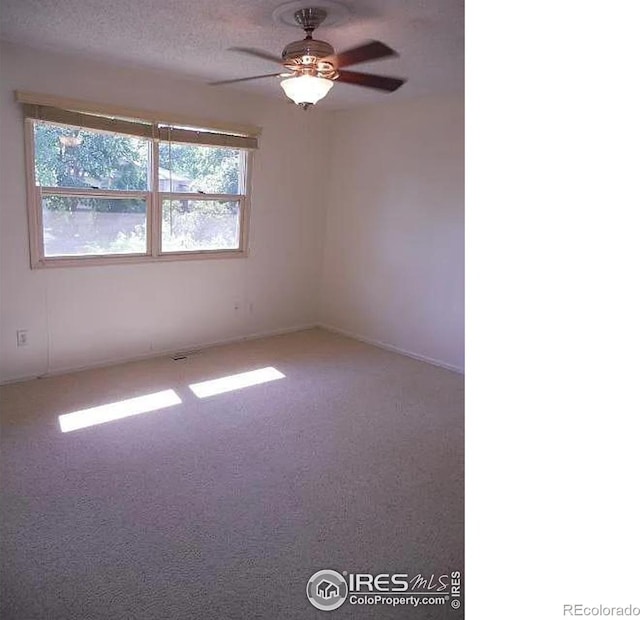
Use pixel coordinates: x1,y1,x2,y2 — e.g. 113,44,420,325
159,142,240,194
34,121,149,190
42,196,147,256
162,200,240,252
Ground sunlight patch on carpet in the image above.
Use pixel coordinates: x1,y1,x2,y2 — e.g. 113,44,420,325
59,389,182,432
189,366,285,399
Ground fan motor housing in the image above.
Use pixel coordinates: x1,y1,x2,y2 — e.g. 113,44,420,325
282,38,337,78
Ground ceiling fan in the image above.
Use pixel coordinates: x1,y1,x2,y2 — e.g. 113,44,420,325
209,7,406,109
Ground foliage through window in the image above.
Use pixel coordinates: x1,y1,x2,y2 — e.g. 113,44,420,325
21,98,257,267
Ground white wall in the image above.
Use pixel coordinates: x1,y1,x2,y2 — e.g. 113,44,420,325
0,43,329,382
320,96,464,371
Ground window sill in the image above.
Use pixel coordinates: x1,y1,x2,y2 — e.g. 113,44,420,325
31,249,248,269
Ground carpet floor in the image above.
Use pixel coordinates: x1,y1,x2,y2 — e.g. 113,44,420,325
0,328,464,619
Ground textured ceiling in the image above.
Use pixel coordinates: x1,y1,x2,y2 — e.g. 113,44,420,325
0,0,464,109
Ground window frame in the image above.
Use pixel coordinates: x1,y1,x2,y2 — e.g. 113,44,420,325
20,93,258,269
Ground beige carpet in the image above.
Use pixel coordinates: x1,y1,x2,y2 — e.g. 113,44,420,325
0,328,464,619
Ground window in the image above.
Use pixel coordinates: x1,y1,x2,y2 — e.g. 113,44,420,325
19,93,259,267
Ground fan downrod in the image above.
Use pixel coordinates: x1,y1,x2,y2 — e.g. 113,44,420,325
294,8,327,37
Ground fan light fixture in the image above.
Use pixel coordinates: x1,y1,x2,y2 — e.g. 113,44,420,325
280,74,334,107
212,6,406,109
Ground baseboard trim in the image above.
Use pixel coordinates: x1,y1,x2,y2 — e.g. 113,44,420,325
2,322,464,385
0,324,317,385
317,323,464,374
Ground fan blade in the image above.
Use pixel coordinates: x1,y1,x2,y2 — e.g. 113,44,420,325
336,70,406,92
229,47,283,64
324,40,398,69
209,73,285,86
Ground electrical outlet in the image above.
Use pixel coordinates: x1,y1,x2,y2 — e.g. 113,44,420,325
17,329,28,347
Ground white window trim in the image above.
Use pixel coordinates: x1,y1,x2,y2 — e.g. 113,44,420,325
19,92,259,269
